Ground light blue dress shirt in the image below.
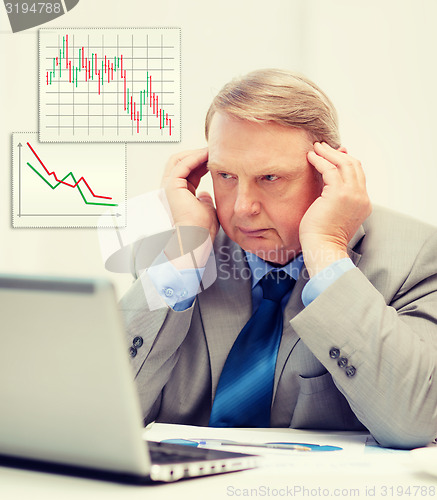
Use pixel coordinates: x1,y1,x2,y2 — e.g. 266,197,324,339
147,248,355,311
244,251,303,313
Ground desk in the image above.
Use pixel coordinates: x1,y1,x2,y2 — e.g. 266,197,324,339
1,426,436,500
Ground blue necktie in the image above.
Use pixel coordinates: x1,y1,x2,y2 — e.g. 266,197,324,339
209,270,295,427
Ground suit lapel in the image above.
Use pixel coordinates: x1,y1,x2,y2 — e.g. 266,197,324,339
198,235,253,402
273,266,307,397
274,224,365,397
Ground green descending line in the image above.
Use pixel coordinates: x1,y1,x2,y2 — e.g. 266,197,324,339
26,163,118,207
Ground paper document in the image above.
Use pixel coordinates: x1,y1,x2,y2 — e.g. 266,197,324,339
143,423,371,470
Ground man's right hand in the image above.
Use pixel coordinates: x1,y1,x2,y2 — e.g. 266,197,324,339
161,148,220,243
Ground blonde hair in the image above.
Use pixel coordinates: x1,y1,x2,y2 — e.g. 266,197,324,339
205,68,341,148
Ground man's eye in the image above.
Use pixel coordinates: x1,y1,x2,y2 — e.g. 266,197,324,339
263,174,279,182
219,173,233,180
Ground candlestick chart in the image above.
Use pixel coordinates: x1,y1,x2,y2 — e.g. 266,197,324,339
12,133,127,228
39,28,181,142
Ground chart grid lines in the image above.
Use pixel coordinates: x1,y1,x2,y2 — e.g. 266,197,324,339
39,28,181,143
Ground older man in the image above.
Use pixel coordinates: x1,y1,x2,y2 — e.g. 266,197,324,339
121,69,437,449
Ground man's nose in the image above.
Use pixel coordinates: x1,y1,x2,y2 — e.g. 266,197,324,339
234,184,261,216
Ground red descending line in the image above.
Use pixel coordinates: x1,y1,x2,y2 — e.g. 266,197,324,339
26,142,112,200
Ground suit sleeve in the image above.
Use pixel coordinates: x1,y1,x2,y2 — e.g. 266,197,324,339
290,229,437,449
119,271,196,424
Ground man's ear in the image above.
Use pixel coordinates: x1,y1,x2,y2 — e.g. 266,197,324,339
337,146,348,154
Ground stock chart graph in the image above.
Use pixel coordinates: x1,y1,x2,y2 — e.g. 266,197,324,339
12,133,126,228
39,28,181,142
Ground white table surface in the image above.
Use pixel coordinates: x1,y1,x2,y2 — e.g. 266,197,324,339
1,425,436,500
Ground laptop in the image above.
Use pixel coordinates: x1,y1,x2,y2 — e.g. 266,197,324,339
0,274,259,483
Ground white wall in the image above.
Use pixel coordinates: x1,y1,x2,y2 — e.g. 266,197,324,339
1,0,436,298
299,0,437,227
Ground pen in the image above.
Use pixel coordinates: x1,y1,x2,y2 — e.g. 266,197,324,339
198,440,312,451
162,438,312,451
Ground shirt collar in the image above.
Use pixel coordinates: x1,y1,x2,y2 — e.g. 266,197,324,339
244,251,304,289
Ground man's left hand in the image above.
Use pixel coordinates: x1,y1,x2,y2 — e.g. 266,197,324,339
300,142,372,277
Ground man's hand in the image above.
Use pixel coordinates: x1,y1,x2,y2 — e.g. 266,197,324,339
160,148,219,269
161,148,219,240
300,142,372,278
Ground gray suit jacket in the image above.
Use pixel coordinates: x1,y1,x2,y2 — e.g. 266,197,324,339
120,206,437,449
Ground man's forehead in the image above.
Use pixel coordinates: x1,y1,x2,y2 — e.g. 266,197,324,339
207,113,313,170
207,112,313,144
207,141,310,175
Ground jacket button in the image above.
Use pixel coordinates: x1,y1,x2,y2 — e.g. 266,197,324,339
338,357,348,368
329,347,340,359
129,346,137,358
133,336,143,348
345,365,357,377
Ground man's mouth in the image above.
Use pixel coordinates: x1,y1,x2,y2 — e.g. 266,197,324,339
237,226,268,237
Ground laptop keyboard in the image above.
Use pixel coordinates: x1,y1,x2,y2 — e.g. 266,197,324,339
146,440,248,465
147,441,218,464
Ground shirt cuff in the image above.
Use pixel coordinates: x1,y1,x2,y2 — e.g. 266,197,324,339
301,258,355,307
147,252,206,311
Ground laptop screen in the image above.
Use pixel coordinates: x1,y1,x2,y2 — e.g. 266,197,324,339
0,275,150,477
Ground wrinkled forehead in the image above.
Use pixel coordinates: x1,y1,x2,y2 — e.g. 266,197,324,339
207,113,313,174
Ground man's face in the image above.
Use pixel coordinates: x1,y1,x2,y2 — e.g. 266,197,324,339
207,112,322,265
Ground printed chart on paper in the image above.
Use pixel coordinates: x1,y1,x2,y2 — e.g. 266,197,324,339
39,28,181,142
12,133,126,228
